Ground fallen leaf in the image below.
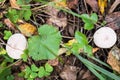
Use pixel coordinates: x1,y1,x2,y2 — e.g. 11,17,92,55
4,18,16,30
107,46,120,73
67,0,78,9
60,65,78,80
105,12,120,30
58,48,67,55
85,0,98,12
10,0,20,9
78,69,96,80
47,58,59,66
53,0,67,8
18,23,37,37
65,39,77,46
46,6,67,28
98,0,107,14
92,47,99,53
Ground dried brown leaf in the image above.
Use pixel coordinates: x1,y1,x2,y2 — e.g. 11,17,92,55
10,0,20,9
107,46,120,73
105,12,120,30
60,65,78,80
67,0,78,9
4,18,16,30
85,0,98,12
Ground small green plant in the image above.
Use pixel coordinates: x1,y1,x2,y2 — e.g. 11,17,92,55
0,48,14,80
0,22,3,27
80,13,98,30
3,30,12,40
0,68,14,80
65,31,92,56
6,0,32,23
28,24,62,60
19,63,53,80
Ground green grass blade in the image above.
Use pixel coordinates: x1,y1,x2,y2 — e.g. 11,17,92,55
85,63,105,80
74,54,120,80
91,57,111,68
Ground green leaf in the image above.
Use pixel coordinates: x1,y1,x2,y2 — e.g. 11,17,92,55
30,72,38,78
45,63,53,72
0,68,12,80
31,64,39,72
38,66,45,78
0,22,3,27
84,45,92,56
75,31,88,47
80,14,91,23
18,72,25,77
6,75,14,80
0,48,6,55
84,23,94,30
3,30,12,40
44,71,50,76
3,55,14,63
71,43,82,54
21,50,28,62
80,13,98,30
28,24,62,60
25,66,31,78
23,9,31,21
17,0,24,5
27,78,34,80
6,9,19,23
90,13,98,23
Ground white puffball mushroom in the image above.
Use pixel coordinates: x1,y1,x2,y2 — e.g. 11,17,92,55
6,33,27,59
93,27,117,48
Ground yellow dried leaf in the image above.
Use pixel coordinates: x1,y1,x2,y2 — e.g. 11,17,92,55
98,0,107,14
18,23,37,37
54,0,67,8
10,0,20,9
65,39,77,46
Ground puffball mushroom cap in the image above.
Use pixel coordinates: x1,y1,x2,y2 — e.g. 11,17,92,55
93,27,117,48
6,33,27,59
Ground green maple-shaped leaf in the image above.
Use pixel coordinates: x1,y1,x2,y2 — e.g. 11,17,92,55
28,24,62,60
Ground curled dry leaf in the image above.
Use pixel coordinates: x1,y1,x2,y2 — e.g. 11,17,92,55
105,12,120,30
85,0,98,12
107,46,120,73
60,65,78,80
10,0,20,9
4,18,17,31
18,23,37,37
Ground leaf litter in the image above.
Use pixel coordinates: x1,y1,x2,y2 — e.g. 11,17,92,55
0,0,120,80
